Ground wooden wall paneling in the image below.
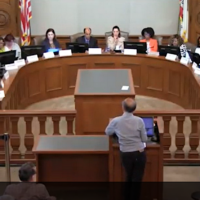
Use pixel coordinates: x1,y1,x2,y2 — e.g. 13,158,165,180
188,0,200,44
0,0,19,36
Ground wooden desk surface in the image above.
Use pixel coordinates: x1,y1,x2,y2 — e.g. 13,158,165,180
33,135,109,153
75,69,134,94
1,53,200,109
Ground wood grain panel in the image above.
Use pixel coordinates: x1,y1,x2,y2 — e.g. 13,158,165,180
18,77,26,104
67,64,87,89
45,66,62,92
0,0,19,36
93,62,115,68
146,66,163,91
168,70,181,97
122,63,141,87
28,71,41,97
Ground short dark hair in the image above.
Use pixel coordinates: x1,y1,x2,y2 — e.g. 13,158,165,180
19,162,35,182
83,28,91,33
141,27,155,38
0,195,15,200
112,25,121,38
122,98,136,113
45,28,56,40
4,34,15,42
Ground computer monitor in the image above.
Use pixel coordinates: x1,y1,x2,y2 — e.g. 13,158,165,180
158,45,180,57
188,51,200,66
124,42,147,54
21,45,45,59
66,43,88,53
0,50,16,65
141,117,154,137
48,48,59,55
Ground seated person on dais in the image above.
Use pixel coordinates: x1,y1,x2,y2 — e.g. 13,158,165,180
76,27,98,48
168,34,189,58
140,27,158,52
107,26,125,51
4,34,21,58
41,28,60,52
0,37,5,53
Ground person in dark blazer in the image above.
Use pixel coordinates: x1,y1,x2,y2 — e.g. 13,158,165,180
76,27,98,48
4,162,56,200
41,28,60,52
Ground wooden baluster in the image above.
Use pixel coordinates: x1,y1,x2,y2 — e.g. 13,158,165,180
52,116,60,135
24,117,34,159
162,116,171,159
188,116,199,158
10,117,20,159
67,118,74,135
174,116,185,158
0,117,5,160
38,116,46,135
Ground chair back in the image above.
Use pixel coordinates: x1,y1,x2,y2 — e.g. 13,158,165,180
185,42,197,53
138,36,163,45
33,36,46,45
70,33,84,43
105,31,129,42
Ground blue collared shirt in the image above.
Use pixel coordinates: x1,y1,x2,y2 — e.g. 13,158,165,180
85,37,90,44
105,112,147,152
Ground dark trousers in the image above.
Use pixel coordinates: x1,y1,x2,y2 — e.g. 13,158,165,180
120,151,146,200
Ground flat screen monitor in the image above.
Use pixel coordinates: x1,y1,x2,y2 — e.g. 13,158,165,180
124,42,147,54
158,45,180,57
141,117,154,137
21,45,45,59
66,43,88,53
48,48,59,55
188,51,200,66
0,50,16,65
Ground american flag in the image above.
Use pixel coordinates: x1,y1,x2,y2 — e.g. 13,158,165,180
19,0,32,46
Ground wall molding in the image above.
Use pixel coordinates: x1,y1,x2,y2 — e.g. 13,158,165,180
31,35,171,49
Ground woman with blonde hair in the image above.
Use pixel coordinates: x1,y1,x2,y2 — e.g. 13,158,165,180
168,34,184,47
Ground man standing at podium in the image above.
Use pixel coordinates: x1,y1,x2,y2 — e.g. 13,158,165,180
105,98,147,199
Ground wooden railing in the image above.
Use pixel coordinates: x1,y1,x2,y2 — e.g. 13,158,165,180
0,110,199,164
0,110,76,163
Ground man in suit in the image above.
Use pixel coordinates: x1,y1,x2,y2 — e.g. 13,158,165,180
4,162,56,200
76,27,98,48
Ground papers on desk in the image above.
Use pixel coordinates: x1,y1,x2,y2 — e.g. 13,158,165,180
147,52,159,56
192,62,198,69
4,71,9,80
180,57,189,65
43,52,55,59
124,49,137,55
121,86,129,90
27,55,39,63
59,50,72,57
88,48,102,55
14,59,26,67
144,143,146,148
165,53,178,61
1,80,4,88
194,67,200,75
5,63,18,71
195,48,200,55
0,90,5,100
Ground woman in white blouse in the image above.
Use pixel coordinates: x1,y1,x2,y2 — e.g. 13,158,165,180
4,34,21,58
107,26,125,51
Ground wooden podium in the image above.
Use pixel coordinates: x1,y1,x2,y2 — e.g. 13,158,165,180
32,135,111,182
74,69,135,135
